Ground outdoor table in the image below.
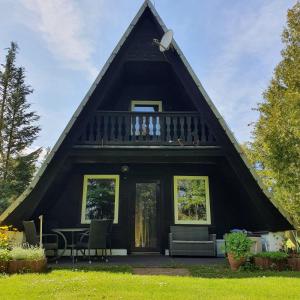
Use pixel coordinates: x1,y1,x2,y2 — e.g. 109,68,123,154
52,228,88,264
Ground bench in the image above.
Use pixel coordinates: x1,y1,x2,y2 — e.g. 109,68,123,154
169,226,216,257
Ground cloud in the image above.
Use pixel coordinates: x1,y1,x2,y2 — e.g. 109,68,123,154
20,0,98,79
201,0,290,142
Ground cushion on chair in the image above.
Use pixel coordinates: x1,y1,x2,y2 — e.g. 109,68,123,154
172,240,214,244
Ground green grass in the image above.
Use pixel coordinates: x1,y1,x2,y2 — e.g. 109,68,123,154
0,265,299,300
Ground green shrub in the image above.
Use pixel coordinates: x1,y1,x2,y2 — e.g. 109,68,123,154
0,249,11,261
224,232,254,259
10,246,45,261
255,251,288,261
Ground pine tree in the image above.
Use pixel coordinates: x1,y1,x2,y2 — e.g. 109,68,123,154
0,42,41,213
0,42,18,160
246,2,300,228
2,67,40,179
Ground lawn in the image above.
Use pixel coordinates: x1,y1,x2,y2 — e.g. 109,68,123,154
0,265,299,300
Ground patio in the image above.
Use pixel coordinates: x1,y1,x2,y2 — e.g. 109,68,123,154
49,255,226,267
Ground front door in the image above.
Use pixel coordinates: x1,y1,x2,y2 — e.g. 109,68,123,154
132,180,160,252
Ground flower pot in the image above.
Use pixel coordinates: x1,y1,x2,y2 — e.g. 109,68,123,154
272,260,287,271
0,261,8,273
227,253,246,271
288,257,300,271
254,257,287,270
254,257,272,269
8,259,47,274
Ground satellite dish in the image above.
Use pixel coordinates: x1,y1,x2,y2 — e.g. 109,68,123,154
153,29,173,52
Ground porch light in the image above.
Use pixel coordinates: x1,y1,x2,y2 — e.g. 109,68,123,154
121,165,129,173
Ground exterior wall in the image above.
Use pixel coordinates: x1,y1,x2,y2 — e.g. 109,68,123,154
102,81,196,112
33,161,265,253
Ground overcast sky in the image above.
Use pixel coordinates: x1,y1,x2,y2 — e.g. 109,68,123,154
0,0,296,151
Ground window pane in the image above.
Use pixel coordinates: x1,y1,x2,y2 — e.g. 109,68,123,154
84,178,116,221
176,178,209,222
135,182,158,248
133,105,159,112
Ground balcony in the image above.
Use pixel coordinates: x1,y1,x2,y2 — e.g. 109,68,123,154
77,111,217,146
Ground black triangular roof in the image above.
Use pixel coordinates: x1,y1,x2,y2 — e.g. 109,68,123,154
0,0,294,229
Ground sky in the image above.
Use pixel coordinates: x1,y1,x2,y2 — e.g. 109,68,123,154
0,0,296,152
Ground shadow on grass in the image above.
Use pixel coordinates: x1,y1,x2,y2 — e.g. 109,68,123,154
49,264,133,274
188,264,300,279
48,259,300,279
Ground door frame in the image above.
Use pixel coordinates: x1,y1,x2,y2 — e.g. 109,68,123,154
129,178,161,253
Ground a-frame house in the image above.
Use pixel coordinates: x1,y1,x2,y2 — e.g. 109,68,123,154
0,1,293,255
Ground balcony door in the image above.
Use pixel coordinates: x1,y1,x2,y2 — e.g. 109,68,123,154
131,100,162,137
132,180,160,252
131,100,162,113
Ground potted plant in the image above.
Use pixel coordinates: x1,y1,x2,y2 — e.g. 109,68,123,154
8,245,47,274
254,251,288,270
224,232,253,271
285,236,300,271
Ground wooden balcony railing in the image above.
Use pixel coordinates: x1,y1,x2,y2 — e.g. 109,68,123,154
77,111,217,146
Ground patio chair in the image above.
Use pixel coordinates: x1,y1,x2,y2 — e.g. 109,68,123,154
75,219,112,263
23,220,59,259
169,226,216,257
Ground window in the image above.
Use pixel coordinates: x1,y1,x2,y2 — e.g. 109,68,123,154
173,176,211,224
131,100,162,112
81,175,119,224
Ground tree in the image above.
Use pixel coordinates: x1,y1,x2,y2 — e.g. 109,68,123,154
246,2,300,228
0,42,18,158
0,42,41,213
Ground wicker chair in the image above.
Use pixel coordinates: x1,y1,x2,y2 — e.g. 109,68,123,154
169,226,216,257
75,219,112,263
23,220,59,259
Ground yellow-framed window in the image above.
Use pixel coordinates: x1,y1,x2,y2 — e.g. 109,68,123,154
173,176,211,225
81,175,120,224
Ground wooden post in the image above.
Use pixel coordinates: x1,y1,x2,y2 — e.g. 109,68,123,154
39,215,43,248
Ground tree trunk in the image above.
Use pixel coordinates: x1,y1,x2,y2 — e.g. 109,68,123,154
3,109,16,180
0,76,9,158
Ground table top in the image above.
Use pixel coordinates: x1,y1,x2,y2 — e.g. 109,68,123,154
52,228,88,232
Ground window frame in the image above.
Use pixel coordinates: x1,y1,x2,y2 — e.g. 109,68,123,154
131,100,162,112
173,175,211,225
81,174,120,224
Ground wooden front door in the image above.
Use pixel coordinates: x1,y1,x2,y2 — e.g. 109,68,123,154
131,180,160,252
